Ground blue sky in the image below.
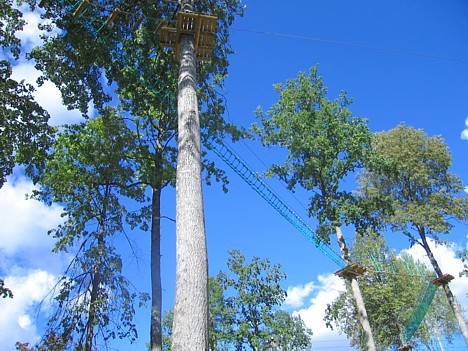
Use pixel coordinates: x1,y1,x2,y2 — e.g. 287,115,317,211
1,1,467,350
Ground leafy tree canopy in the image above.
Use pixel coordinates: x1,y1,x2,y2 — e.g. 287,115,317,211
26,110,148,350
359,123,468,243
0,1,53,187
1,0,24,56
163,250,313,351
253,66,377,241
359,124,468,347
325,232,459,350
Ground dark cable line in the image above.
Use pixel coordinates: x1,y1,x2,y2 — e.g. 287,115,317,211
231,27,468,64
61,1,468,64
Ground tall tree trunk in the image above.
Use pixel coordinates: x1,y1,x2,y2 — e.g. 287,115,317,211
85,188,109,351
172,1,209,349
84,239,103,351
150,185,163,351
85,234,103,351
336,227,376,351
419,231,468,345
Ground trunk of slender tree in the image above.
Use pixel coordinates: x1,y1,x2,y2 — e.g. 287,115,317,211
172,1,209,349
150,185,163,351
419,230,468,346
85,235,103,351
85,188,109,351
336,226,376,351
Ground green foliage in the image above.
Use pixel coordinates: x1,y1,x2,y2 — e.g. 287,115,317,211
162,309,174,351
16,331,67,351
360,124,468,243
26,0,245,134
0,1,53,188
0,278,13,298
208,276,236,351
0,60,53,187
218,249,288,350
253,66,375,240
26,0,246,182
0,0,24,57
29,110,147,350
269,310,313,351
163,250,313,351
325,232,459,350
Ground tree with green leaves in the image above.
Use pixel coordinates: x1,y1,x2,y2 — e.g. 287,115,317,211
325,232,459,350
218,249,290,350
359,124,468,345
23,0,245,349
0,59,52,187
253,66,377,350
163,250,313,351
1,0,54,300
207,274,236,350
16,331,67,351
162,277,236,351
27,110,148,350
268,310,313,351
1,0,53,187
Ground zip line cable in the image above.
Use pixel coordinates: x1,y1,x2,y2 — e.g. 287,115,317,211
230,27,468,64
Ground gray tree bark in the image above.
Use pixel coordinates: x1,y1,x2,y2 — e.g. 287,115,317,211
336,226,376,351
172,1,209,349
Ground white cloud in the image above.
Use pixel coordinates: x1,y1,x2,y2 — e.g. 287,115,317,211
402,239,468,309
461,130,468,141
0,173,68,350
16,10,47,50
15,5,61,50
289,274,345,339
285,281,316,308
0,270,57,350
17,315,32,329
461,117,468,141
10,7,91,125
11,63,85,126
0,175,63,256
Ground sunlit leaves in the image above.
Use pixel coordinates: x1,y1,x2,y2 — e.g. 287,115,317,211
162,250,312,351
0,0,24,57
30,110,146,350
254,66,374,239
0,59,53,187
215,249,311,350
360,124,468,240
325,232,459,350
